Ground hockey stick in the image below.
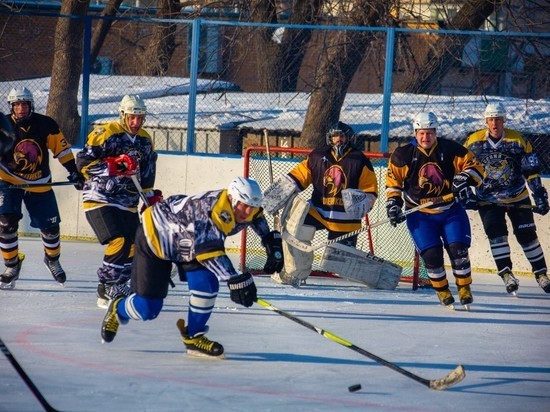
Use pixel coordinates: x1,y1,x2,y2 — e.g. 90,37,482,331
0,337,59,412
282,194,453,253
256,298,465,390
7,181,76,189
264,129,281,231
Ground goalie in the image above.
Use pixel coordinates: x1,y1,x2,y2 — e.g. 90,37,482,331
263,121,399,289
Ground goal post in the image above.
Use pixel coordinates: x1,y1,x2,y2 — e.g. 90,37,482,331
241,146,430,289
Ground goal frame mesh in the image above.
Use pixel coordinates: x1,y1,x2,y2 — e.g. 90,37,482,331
240,146,430,289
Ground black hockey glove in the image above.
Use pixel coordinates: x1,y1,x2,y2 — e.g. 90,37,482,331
227,272,257,307
533,187,549,216
452,172,477,209
386,197,405,227
67,170,85,190
262,231,284,274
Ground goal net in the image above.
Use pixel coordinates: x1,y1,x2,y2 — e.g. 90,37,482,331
240,146,430,289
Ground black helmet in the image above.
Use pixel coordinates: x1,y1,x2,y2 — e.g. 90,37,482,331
326,121,356,157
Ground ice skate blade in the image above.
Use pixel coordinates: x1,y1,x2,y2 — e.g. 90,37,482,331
443,303,455,311
462,304,471,311
186,350,225,360
509,291,518,297
0,281,16,290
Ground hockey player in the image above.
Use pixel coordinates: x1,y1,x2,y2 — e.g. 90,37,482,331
464,102,549,295
0,87,85,290
263,121,379,288
100,177,284,359
386,112,484,309
76,95,161,308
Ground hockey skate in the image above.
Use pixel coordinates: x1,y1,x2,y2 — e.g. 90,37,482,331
44,256,66,285
271,271,306,288
436,288,455,310
0,253,25,290
499,270,519,296
457,285,473,311
101,297,128,343
97,282,131,309
536,274,550,294
176,319,224,359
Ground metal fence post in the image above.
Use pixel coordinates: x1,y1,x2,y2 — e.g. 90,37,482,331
186,18,201,154
380,27,395,154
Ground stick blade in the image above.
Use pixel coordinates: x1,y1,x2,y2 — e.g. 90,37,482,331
429,365,466,390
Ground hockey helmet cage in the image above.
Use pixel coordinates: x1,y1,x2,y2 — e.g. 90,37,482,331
484,102,506,120
413,112,438,132
227,177,263,208
7,87,34,113
326,121,356,147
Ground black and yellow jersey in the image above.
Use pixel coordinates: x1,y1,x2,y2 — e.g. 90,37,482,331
386,138,484,214
142,189,270,281
287,145,378,232
464,128,541,204
76,121,157,211
1,112,77,193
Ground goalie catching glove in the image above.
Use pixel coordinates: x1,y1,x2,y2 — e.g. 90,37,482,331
342,188,376,219
262,231,284,274
227,272,257,307
386,197,405,227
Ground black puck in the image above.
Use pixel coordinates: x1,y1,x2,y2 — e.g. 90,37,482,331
348,384,361,392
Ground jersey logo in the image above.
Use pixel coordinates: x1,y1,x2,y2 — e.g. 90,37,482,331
14,139,43,173
323,165,347,196
418,162,447,196
480,153,513,188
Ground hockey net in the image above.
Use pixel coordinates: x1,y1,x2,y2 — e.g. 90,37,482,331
240,146,430,289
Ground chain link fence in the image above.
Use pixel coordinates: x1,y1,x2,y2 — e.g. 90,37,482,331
0,9,548,170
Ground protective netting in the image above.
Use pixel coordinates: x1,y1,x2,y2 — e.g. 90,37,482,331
240,146,430,289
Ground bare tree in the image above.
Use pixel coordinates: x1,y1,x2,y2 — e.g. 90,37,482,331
402,0,503,94
90,0,124,66
141,0,180,76
47,0,91,145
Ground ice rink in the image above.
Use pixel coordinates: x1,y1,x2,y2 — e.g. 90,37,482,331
1,237,549,412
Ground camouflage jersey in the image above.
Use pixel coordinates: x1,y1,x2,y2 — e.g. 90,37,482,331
141,189,271,281
287,145,378,233
0,112,78,193
76,121,157,212
464,128,544,204
386,138,484,214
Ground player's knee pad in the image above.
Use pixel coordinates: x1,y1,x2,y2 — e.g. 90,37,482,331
515,229,537,247
124,294,163,321
447,242,470,270
105,236,132,257
0,214,19,236
421,247,444,269
41,225,60,240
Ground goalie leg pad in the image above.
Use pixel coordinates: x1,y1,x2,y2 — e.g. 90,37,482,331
320,243,402,290
279,195,315,282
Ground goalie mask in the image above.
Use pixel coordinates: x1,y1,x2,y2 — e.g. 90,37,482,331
326,121,356,158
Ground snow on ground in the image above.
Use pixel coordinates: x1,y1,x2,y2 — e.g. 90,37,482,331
1,238,549,412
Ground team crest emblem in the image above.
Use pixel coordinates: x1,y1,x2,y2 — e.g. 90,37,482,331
218,209,232,224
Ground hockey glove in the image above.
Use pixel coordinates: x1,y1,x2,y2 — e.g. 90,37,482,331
452,172,475,203
533,187,549,216
140,189,163,213
67,170,85,190
262,231,284,274
386,197,405,227
227,272,257,307
105,154,138,176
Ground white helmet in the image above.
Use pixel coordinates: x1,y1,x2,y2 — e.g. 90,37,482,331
7,87,34,113
484,102,506,120
119,94,147,119
227,177,263,208
413,112,438,132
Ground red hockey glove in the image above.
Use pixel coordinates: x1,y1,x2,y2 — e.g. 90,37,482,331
105,154,138,176
140,189,163,213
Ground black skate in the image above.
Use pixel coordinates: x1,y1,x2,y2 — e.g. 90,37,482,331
101,297,128,343
97,282,131,309
499,270,519,296
176,319,224,359
44,256,66,285
536,274,550,294
0,253,25,290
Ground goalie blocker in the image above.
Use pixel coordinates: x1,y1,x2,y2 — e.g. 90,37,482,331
320,243,402,290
